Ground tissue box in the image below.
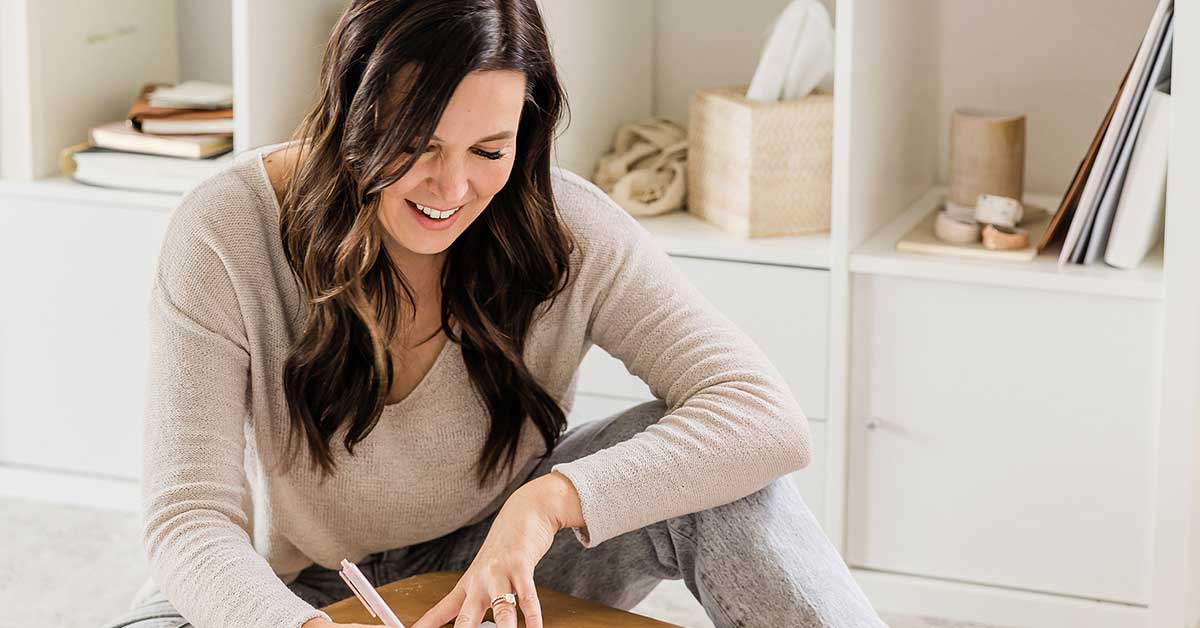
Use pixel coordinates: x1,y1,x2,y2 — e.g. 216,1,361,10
687,86,833,237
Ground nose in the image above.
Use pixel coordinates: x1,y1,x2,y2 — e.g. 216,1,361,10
427,152,469,206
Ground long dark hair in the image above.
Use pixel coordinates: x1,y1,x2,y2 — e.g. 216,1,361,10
276,0,574,486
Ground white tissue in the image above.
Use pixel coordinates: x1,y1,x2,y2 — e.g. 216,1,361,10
745,0,835,102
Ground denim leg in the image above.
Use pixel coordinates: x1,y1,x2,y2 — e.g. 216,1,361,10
524,399,888,628
97,591,190,628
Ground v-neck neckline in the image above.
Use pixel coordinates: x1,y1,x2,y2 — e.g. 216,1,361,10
382,330,457,410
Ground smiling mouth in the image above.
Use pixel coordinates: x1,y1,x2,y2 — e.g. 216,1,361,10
407,199,463,220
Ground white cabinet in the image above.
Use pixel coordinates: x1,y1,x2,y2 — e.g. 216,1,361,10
0,198,170,479
847,275,1159,605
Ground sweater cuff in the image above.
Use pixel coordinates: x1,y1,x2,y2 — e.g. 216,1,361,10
550,459,616,548
289,606,330,628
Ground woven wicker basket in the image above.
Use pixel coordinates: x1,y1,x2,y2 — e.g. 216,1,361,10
687,86,833,237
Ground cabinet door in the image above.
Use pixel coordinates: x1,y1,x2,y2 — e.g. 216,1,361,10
847,275,1157,605
576,258,830,420
0,198,170,479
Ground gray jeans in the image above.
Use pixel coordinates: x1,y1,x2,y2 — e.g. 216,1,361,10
103,400,886,628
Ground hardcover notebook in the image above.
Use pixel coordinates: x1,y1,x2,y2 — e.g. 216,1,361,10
90,121,232,159
1104,89,1170,270
64,145,233,194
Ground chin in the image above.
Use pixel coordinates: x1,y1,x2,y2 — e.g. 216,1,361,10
403,236,457,255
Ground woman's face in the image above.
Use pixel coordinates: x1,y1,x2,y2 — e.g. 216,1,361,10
377,70,527,260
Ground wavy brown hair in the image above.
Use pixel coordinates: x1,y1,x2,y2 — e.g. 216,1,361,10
275,0,574,485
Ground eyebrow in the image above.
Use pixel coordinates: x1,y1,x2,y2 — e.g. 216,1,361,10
431,131,515,144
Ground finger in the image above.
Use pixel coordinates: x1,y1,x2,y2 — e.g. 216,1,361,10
453,593,488,628
411,586,466,628
515,576,544,628
488,587,520,628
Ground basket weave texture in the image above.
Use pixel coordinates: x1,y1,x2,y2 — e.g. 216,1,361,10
686,86,833,237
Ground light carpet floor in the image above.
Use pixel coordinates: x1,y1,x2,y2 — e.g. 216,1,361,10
1,498,998,628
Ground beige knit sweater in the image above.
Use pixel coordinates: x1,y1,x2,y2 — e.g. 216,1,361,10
140,145,812,628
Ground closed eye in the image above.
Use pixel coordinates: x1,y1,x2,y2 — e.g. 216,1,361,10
402,145,506,161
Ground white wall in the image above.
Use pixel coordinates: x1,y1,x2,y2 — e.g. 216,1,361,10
936,0,1160,194
538,0,654,178
653,0,837,125
177,0,232,85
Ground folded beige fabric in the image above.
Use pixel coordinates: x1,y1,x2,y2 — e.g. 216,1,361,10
592,117,688,217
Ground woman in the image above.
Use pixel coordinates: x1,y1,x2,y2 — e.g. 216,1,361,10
103,1,885,627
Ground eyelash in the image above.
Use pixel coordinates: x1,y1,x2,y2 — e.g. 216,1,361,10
404,146,506,161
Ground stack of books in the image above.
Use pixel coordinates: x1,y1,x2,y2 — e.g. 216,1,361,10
60,81,236,194
1043,0,1174,268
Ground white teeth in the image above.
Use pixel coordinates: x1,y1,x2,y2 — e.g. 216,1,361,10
412,201,461,220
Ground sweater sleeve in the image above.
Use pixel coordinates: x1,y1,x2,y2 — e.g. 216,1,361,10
141,209,329,628
550,182,813,548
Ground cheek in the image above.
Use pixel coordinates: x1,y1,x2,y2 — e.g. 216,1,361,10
476,159,516,198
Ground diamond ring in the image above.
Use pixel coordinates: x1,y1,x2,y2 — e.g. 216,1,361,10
489,593,518,608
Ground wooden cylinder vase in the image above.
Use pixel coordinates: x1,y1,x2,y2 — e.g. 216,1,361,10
949,108,1026,207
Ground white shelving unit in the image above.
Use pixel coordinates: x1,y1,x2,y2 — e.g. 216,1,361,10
1,1,1197,627
831,1,1198,627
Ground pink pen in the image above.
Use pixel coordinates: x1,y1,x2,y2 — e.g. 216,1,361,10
339,559,406,628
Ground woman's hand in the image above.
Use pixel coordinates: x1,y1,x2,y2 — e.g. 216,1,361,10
411,471,584,628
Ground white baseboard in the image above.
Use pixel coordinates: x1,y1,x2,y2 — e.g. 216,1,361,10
853,568,1149,628
0,464,139,512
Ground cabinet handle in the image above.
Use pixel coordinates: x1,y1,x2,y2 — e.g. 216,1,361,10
865,417,883,431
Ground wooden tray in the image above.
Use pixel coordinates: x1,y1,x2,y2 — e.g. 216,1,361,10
322,571,684,627
896,202,1051,262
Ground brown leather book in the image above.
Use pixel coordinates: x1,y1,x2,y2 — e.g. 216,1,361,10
322,571,684,627
127,83,234,135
